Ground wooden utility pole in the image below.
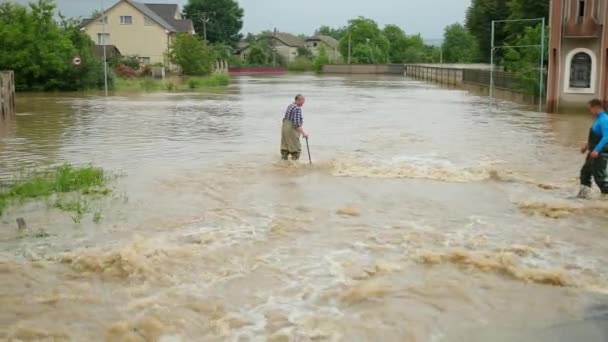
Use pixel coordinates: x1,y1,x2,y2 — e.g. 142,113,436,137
0,70,15,121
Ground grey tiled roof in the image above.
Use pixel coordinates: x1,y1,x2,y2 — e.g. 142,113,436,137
262,32,305,47
306,35,339,48
80,0,193,33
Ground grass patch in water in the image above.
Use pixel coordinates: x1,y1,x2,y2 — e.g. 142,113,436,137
0,164,107,216
114,74,230,92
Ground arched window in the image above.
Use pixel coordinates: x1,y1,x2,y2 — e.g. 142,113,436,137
569,52,592,88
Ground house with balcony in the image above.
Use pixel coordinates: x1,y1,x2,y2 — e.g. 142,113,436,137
80,0,194,66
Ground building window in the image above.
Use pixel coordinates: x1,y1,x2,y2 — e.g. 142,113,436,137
144,16,155,26
570,52,592,88
97,16,108,24
97,33,110,45
564,48,596,94
120,16,133,25
579,0,586,17
140,57,151,65
313,42,318,47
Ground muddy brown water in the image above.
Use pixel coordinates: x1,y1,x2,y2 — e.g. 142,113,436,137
1,75,607,341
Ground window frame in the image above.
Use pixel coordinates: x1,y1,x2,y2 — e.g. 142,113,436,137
564,48,597,94
97,33,110,45
120,15,133,25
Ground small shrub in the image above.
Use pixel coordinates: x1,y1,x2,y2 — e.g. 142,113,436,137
140,65,152,77
288,57,313,72
164,82,176,91
115,64,137,79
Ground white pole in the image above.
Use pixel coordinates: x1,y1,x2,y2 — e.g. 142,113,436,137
539,17,546,112
490,20,495,99
101,0,108,96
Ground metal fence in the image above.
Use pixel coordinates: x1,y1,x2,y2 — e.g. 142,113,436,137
463,69,519,90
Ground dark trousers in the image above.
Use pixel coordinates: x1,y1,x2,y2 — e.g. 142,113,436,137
580,154,608,194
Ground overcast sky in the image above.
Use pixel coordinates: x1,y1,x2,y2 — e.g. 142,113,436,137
7,0,470,38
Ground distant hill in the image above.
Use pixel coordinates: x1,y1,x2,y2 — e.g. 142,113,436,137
424,38,443,47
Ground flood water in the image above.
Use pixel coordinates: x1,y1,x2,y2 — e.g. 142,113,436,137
1,74,607,341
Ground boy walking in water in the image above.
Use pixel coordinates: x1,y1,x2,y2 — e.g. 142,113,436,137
281,94,309,160
579,99,608,198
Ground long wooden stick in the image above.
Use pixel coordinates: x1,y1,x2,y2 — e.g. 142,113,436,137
305,137,312,164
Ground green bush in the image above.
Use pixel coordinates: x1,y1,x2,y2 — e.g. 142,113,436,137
169,33,216,75
313,47,330,73
288,57,313,72
0,1,108,91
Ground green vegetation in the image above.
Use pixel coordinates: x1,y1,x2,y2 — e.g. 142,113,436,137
53,198,90,223
184,0,244,44
313,47,330,73
464,0,549,63
93,210,102,224
288,57,313,72
188,74,230,88
504,25,548,94
0,164,108,216
455,0,550,94
441,23,479,63
169,33,217,76
338,17,390,64
0,0,107,91
315,25,348,41
113,74,229,92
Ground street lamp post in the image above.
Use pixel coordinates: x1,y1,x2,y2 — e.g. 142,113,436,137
101,0,108,96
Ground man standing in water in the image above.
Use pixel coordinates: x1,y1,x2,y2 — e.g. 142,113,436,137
281,95,309,160
579,99,608,198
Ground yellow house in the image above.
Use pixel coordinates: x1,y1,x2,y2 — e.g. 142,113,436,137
80,0,194,65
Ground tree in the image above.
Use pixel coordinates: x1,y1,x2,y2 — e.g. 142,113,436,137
245,38,275,66
338,17,389,64
505,0,549,43
503,24,548,94
316,25,347,40
296,47,314,60
0,0,104,91
313,46,329,73
169,33,216,75
58,14,106,90
383,25,409,63
441,23,479,63
184,0,244,44
465,0,510,62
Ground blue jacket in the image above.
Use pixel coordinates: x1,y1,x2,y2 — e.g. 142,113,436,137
591,112,608,153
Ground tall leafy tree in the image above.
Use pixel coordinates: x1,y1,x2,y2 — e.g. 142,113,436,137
0,0,103,91
441,23,479,63
169,33,216,75
338,17,389,64
315,25,347,40
465,0,510,62
383,25,409,63
505,0,550,43
503,24,548,94
184,0,244,44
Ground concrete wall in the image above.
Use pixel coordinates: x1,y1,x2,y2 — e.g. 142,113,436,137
323,64,405,74
83,1,170,64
